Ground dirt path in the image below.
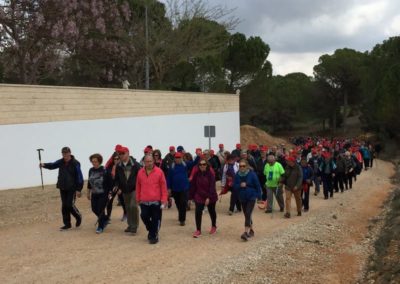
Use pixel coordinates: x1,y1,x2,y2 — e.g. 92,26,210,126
0,160,395,284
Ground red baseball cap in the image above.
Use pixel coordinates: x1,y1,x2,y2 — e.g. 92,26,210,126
174,152,183,158
119,147,129,153
219,144,224,148
169,146,175,151
236,143,241,149
286,156,296,162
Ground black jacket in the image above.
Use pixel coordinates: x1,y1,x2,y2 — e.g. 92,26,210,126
115,157,141,194
43,156,84,192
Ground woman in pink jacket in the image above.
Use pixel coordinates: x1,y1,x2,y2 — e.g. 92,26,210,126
189,158,218,238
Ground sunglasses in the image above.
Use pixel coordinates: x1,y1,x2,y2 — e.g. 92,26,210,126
199,163,207,166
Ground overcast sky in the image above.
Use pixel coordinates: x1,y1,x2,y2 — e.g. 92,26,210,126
166,0,400,76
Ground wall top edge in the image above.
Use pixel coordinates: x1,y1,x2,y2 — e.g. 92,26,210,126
0,83,239,98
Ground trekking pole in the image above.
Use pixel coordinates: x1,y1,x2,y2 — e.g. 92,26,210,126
271,188,274,219
37,149,44,190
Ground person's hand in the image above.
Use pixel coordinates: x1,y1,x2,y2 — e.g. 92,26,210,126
349,168,353,172
39,163,44,168
76,191,82,198
205,198,210,206
117,189,122,195
240,182,246,188
293,186,298,191
332,173,336,177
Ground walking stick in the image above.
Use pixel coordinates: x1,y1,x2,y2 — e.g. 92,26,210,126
37,149,44,190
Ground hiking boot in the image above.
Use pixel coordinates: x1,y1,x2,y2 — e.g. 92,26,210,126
96,227,103,234
59,225,71,231
75,216,82,227
193,230,201,238
297,211,302,216
241,232,249,241
265,210,272,214
209,226,217,235
249,229,255,238
284,213,291,219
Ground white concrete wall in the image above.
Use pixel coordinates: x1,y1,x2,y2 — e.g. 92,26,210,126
0,111,240,190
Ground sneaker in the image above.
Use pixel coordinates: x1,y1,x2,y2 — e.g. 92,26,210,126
284,213,291,219
149,237,159,244
228,211,233,216
96,227,103,234
59,225,71,231
121,214,127,222
241,232,249,241
249,229,255,238
193,230,201,238
75,216,82,227
209,226,217,234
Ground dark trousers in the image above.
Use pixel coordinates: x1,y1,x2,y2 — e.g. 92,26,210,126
59,189,81,226
195,202,217,231
140,204,162,240
229,188,242,212
172,191,187,222
334,172,345,192
321,174,334,198
91,193,108,229
364,159,370,169
301,183,310,210
241,200,256,227
345,172,353,189
370,157,374,168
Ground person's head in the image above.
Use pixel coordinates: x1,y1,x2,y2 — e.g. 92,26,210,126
219,143,224,150
143,154,154,170
260,146,268,158
300,157,308,167
195,148,202,156
153,149,162,161
169,146,176,155
271,146,278,153
240,150,248,159
183,152,193,162
61,147,72,162
112,152,120,165
238,159,249,173
267,154,276,165
174,152,183,164
286,156,296,167
345,151,351,159
203,149,210,159
144,147,153,155
227,154,235,164
89,153,103,169
236,143,241,150
118,147,130,162
177,145,185,153
198,158,208,172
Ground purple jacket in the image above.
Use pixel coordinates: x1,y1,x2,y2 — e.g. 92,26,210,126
189,169,218,204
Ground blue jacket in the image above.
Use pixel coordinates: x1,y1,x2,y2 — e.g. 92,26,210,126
167,163,190,192
301,165,314,182
233,170,262,202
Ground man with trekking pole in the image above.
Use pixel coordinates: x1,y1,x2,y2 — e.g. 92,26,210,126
40,147,84,230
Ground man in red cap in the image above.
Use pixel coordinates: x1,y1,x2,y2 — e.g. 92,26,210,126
232,143,241,159
319,151,336,199
282,156,303,218
115,146,142,234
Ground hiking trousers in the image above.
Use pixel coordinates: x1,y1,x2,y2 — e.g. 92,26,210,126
123,192,139,231
266,186,284,211
60,189,81,227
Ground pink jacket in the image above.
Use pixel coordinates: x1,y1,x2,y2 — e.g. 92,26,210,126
136,166,168,203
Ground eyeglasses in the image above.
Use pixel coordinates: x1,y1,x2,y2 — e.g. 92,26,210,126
239,165,246,168
199,163,207,166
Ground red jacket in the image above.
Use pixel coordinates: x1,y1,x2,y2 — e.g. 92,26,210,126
136,166,168,203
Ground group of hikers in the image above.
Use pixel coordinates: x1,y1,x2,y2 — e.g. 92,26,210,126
40,137,376,244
